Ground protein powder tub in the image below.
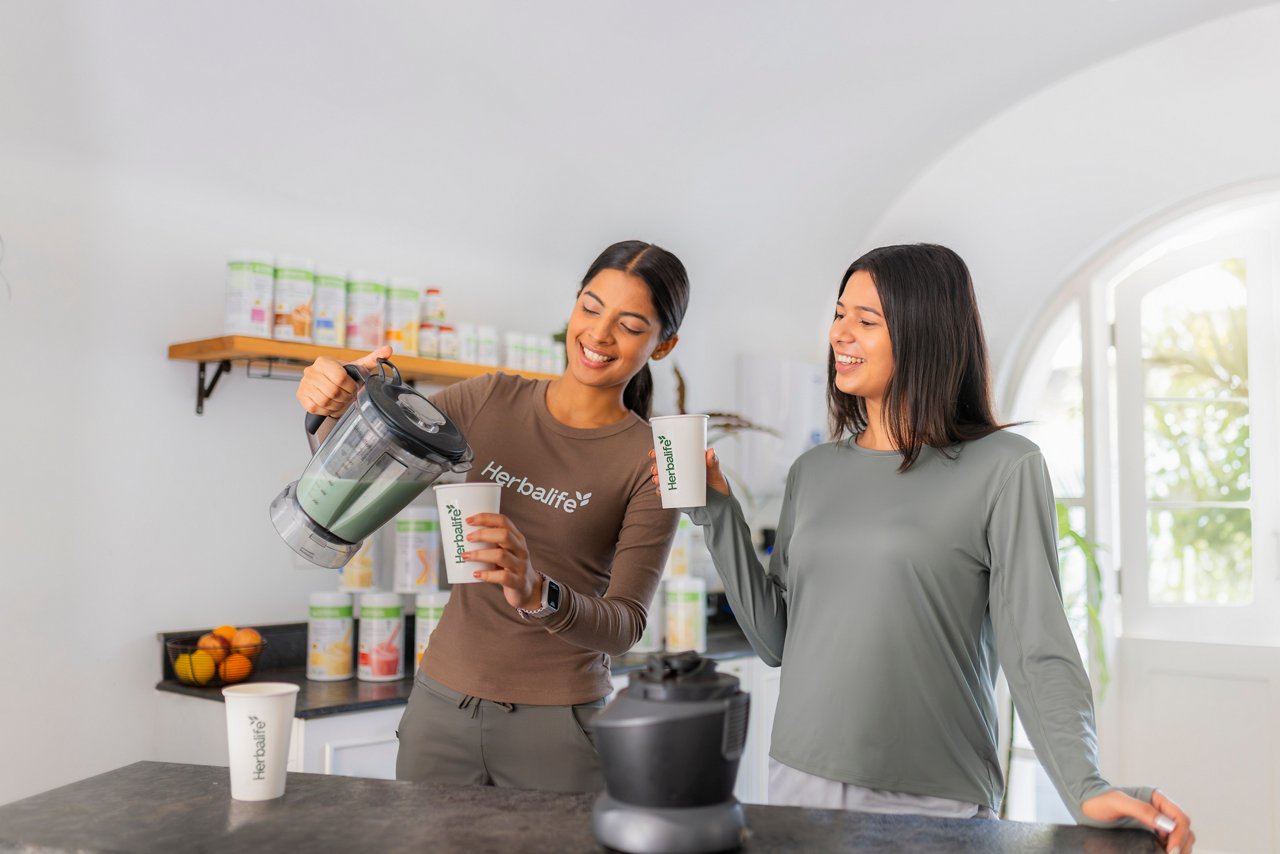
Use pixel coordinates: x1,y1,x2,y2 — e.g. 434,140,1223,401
357,592,403,682
393,505,441,593
273,254,315,341
307,591,354,682
386,276,421,356
414,590,450,670
312,265,348,346
223,250,275,337
346,271,387,350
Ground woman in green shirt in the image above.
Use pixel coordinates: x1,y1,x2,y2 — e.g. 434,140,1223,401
659,243,1194,853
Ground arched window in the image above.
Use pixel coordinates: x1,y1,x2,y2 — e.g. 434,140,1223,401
999,187,1280,823
1006,188,1280,650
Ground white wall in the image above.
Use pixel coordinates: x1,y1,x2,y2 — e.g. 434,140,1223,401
3,0,1277,808
865,4,1280,381
0,142,567,804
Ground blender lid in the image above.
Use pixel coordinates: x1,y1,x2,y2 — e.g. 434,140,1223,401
628,651,741,702
364,375,471,465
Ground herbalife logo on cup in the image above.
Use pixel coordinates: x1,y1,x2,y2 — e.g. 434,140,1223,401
445,503,466,563
659,435,678,492
248,715,267,781
480,461,590,514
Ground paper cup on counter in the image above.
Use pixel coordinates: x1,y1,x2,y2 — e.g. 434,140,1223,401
433,482,502,584
650,414,709,508
222,683,300,801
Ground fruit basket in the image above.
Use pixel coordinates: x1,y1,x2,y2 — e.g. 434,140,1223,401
166,627,266,687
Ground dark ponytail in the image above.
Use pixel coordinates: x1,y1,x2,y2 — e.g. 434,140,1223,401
579,240,690,419
622,363,655,420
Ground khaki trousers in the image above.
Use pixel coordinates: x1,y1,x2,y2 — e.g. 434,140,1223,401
395,669,605,793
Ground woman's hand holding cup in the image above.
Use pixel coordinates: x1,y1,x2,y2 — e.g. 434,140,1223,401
649,448,729,500
462,513,543,611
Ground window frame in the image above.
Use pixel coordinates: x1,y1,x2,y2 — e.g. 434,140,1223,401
998,184,1280,653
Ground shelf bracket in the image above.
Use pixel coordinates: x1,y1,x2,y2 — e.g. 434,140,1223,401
196,360,232,415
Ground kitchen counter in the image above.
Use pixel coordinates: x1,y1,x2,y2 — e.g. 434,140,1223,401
0,761,1160,853
156,624,759,719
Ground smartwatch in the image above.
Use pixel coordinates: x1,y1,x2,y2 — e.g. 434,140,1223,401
518,574,562,620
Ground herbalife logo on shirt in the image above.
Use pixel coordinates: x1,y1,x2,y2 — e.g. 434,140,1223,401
445,503,466,563
480,461,591,514
248,715,268,781
658,435,678,492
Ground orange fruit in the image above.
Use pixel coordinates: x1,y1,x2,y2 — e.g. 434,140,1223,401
212,625,238,644
173,653,196,684
189,650,216,685
232,628,263,658
197,633,229,664
219,653,253,683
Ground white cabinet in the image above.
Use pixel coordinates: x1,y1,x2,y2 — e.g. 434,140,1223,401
714,656,780,805
156,653,781,792
288,706,403,779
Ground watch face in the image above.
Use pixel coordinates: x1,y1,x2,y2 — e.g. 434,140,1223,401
546,579,562,611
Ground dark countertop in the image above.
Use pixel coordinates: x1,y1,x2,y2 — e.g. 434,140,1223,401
156,624,759,719
0,761,1160,854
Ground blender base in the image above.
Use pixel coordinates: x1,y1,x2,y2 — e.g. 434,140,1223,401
269,482,363,569
591,793,746,854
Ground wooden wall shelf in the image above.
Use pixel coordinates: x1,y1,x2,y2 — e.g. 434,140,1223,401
168,335,558,414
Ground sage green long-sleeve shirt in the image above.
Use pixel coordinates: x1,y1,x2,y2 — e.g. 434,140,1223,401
688,431,1146,822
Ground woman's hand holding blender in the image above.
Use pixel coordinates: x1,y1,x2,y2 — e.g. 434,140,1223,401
298,345,542,611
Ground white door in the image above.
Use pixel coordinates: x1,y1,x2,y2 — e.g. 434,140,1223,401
1110,232,1280,853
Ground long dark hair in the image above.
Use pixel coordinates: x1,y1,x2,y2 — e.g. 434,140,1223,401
578,240,689,419
827,243,1008,471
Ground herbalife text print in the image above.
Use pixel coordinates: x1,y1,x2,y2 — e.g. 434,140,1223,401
248,715,268,781
479,461,592,513
658,435,679,492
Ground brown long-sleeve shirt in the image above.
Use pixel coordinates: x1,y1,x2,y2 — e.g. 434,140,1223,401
422,372,678,704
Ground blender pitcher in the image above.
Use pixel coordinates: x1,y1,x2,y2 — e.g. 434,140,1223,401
270,359,473,568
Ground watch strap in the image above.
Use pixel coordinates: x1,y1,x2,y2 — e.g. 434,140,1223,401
518,573,557,620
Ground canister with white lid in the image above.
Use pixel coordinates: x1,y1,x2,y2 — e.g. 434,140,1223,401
631,592,663,653
414,590,450,670
418,322,439,359
273,254,315,341
357,592,404,682
307,591,354,681
437,325,459,360
312,265,348,346
423,287,445,323
477,325,499,366
455,322,478,364
223,250,275,337
504,331,525,369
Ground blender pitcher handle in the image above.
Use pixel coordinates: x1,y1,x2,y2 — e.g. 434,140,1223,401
304,363,369,439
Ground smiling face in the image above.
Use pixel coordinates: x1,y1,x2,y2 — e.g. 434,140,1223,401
565,267,676,391
830,269,894,403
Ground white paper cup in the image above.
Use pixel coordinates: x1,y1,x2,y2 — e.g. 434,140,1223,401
650,414,709,508
433,482,502,584
222,683,300,801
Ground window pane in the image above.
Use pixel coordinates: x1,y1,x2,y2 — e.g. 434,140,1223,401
1014,312,1084,498
1144,401,1250,502
1057,504,1091,668
1141,261,1247,400
1147,507,1253,605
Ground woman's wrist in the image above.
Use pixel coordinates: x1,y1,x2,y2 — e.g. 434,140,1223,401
516,571,546,612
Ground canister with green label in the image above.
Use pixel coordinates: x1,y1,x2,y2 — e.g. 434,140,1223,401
358,592,403,682
394,506,441,593
307,591,354,682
